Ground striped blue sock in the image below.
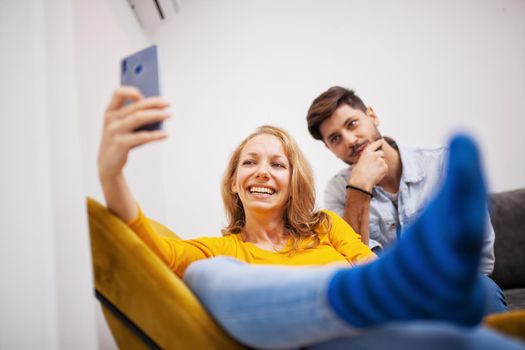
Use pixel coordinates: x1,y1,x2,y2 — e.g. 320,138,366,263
328,134,487,327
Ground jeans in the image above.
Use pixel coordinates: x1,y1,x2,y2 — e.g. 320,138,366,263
481,274,508,313
184,257,523,350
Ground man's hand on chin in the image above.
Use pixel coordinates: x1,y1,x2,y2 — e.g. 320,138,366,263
348,138,388,191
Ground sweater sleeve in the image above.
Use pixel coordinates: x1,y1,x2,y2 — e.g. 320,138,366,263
325,210,377,266
128,207,216,277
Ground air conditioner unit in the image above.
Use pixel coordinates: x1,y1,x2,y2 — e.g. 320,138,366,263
127,0,180,33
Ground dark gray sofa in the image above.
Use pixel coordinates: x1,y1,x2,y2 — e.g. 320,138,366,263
489,188,525,311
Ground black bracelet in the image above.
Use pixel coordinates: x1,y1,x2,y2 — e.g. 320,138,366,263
346,184,374,198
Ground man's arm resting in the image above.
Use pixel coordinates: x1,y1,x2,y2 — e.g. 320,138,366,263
343,187,372,245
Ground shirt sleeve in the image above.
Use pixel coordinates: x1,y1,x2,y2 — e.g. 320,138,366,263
128,207,216,277
368,238,383,253
325,210,377,266
324,174,347,217
480,211,496,275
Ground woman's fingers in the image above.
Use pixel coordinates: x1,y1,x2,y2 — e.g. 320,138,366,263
104,87,169,125
106,86,142,112
113,96,169,120
118,130,168,149
105,97,170,126
99,87,171,177
113,108,171,133
103,85,171,134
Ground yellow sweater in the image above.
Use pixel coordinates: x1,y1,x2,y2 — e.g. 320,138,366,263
129,209,376,278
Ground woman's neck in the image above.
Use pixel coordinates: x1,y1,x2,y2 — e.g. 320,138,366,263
242,211,287,250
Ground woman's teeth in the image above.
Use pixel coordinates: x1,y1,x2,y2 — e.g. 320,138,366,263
249,186,275,195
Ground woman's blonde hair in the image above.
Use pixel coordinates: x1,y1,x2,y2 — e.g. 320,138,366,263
220,125,330,253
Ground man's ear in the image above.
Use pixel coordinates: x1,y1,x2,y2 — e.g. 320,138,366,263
367,107,380,127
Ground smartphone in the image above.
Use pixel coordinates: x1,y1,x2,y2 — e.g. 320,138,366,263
121,45,162,132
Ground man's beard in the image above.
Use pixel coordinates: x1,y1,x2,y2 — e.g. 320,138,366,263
345,128,383,166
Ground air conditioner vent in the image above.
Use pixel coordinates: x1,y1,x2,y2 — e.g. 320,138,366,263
127,0,180,33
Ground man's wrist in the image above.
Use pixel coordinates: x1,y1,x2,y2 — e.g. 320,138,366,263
347,177,374,192
346,184,374,198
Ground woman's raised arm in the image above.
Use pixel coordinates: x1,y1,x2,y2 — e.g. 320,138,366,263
98,87,170,223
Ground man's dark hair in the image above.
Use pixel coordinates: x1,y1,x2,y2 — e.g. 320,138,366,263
306,86,367,141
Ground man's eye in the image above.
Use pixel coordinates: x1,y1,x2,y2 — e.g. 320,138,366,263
330,135,341,145
347,120,357,128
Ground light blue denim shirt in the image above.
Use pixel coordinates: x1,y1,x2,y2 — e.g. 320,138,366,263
324,144,495,275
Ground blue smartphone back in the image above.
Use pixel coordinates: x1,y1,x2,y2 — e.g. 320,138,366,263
121,45,162,131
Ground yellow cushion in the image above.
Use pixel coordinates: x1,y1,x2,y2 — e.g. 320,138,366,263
484,309,525,342
87,197,246,350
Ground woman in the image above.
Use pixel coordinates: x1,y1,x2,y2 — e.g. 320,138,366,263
98,87,376,277
98,87,524,350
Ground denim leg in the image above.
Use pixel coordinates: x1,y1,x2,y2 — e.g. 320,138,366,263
184,258,522,350
481,274,508,314
184,257,355,349
307,322,525,350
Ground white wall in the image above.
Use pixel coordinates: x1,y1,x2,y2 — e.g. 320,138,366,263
74,0,166,222
72,2,156,348
1,0,97,349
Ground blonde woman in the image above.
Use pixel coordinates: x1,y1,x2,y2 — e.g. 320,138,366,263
97,87,524,350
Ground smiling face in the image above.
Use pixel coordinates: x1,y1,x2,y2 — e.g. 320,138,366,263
231,134,291,217
320,104,382,165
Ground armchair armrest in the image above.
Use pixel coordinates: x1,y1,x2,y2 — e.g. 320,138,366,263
87,197,245,350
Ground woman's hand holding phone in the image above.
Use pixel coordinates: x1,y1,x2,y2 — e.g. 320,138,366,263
97,86,170,222
98,86,169,178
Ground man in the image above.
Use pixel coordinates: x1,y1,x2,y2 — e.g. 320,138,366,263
306,86,506,312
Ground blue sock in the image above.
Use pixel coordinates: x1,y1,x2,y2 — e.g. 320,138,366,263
328,134,487,327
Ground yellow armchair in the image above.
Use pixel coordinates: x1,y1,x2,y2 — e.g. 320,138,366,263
87,197,525,348
87,197,246,349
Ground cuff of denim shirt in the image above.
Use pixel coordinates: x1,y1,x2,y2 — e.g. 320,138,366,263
369,239,383,255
